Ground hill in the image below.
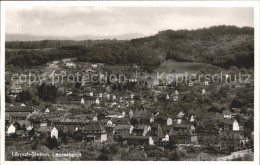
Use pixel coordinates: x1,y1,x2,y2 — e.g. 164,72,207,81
131,25,254,68
6,25,254,70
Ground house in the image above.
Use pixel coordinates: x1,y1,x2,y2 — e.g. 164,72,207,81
105,124,115,140
189,115,195,122
177,111,184,118
129,110,134,118
220,131,245,150
130,99,135,104
221,119,240,131
202,88,206,95
86,69,95,73
17,120,33,131
106,111,124,119
36,126,58,138
115,125,134,137
81,98,85,105
5,113,11,124
150,123,162,133
150,116,154,123
104,93,110,99
161,134,170,142
167,118,173,125
174,123,189,132
6,106,34,113
16,130,27,137
57,107,64,111
162,125,174,135
92,64,98,68
188,82,193,86
171,90,179,101
149,136,155,145
51,127,59,139
67,96,84,105
132,125,151,136
233,119,240,131
66,89,73,96
40,118,48,127
148,131,168,145
9,112,30,122
106,120,113,125
222,110,232,119
95,98,100,105
112,95,117,100
30,116,48,129
190,125,196,132
11,84,23,93
84,96,96,105
122,136,149,145
196,124,219,136
45,108,50,113
65,62,76,68
174,129,192,144
166,94,170,100
82,123,107,142
190,134,199,145
92,115,98,121
177,117,182,124
157,83,167,90
8,84,23,97
6,124,16,135
152,79,159,86
111,118,131,125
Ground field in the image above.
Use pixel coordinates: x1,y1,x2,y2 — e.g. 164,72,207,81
149,60,221,81
154,60,220,73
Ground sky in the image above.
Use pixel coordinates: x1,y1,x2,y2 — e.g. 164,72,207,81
5,6,254,40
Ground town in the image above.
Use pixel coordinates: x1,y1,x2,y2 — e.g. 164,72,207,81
5,56,254,161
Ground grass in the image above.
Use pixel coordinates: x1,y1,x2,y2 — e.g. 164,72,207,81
154,60,220,73
148,60,221,81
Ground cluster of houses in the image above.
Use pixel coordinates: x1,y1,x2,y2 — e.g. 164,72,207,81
5,102,246,152
5,60,252,155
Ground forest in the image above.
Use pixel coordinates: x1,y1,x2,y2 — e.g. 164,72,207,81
6,25,254,70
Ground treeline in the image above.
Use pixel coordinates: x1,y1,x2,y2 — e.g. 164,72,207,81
6,39,121,49
131,25,254,68
6,41,162,72
6,25,254,70
76,42,163,72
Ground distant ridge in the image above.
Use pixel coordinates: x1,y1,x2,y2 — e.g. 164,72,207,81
5,33,145,41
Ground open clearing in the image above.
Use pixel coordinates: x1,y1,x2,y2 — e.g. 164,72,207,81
149,60,221,81
154,60,220,73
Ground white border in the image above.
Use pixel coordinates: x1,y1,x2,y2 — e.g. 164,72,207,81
0,2,6,164
1,1,259,165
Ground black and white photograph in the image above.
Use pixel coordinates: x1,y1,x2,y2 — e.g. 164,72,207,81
1,1,259,163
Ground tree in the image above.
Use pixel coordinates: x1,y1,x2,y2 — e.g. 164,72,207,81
97,154,109,161
46,137,58,150
130,117,139,126
244,117,254,135
208,103,223,113
15,90,32,102
218,85,230,98
61,134,68,145
37,83,58,102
